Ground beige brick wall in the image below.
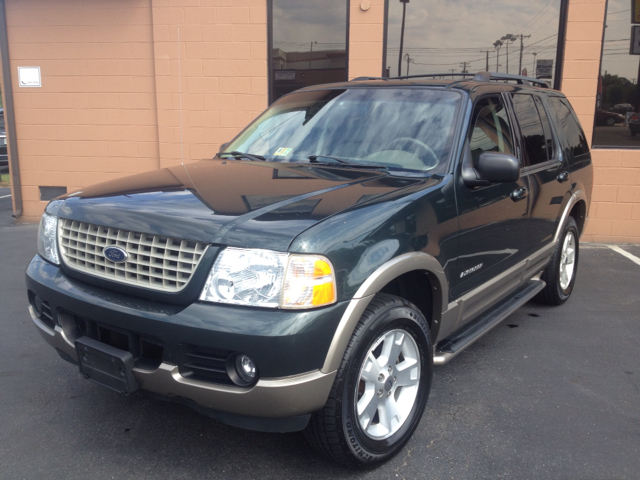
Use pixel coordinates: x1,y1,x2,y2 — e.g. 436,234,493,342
563,0,640,243
5,0,160,222
150,0,267,169
2,0,268,221
2,0,639,242
348,0,384,79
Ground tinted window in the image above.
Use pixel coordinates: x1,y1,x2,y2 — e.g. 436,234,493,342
469,96,514,163
534,97,554,160
548,97,589,157
227,88,462,173
270,1,348,103
384,0,564,89
511,94,548,166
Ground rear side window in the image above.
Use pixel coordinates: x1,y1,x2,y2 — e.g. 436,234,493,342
469,96,514,164
548,97,590,157
511,94,549,167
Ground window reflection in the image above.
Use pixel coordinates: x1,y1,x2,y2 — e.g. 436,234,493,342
270,0,348,103
384,0,562,88
592,0,640,147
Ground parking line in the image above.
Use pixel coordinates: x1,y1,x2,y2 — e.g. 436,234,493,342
608,245,640,267
0,194,11,199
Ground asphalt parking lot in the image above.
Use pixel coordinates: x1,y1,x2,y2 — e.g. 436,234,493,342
1,195,639,479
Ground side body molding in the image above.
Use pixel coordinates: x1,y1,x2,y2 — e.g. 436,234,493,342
320,252,448,373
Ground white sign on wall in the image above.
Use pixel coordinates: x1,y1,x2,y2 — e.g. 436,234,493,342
18,66,41,87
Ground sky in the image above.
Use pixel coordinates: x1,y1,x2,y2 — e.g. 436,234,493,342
272,0,347,53
385,0,561,81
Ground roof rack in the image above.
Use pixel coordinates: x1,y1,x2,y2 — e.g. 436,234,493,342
350,71,549,88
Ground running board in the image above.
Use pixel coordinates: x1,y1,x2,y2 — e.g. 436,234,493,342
433,279,545,365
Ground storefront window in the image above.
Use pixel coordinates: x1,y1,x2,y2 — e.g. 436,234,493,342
383,0,566,89
269,0,348,103
592,0,640,148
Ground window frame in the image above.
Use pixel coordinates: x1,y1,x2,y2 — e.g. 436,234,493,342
381,0,570,89
267,0,351,105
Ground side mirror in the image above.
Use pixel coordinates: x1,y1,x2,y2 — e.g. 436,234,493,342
218,142,230,153
462,150,520,188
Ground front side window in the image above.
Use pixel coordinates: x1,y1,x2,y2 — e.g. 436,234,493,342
225,88,463,173
469,96,515,163
511,93,549,166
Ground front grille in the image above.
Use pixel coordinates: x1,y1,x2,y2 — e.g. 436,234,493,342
58,219,208,293
179,346,234,386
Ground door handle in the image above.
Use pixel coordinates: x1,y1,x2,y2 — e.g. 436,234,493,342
556,171,569,183
510,186,528,201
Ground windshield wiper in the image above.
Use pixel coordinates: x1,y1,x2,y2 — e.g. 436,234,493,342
308,155,387,170
219,151,266,162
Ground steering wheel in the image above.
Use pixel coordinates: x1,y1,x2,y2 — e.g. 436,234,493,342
383,137,439,168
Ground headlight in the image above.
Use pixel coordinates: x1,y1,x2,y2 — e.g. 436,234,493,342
200,248,336,309
37,213,60,265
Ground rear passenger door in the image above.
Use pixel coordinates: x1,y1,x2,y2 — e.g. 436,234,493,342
508,89,571,253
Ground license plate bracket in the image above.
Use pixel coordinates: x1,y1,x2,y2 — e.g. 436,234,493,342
76,336,139,395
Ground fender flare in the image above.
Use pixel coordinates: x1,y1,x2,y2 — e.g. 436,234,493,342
554,189,588,243
320,252,448,373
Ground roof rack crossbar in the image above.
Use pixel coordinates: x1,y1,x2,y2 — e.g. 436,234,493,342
349,71,549,88
486,72,549,88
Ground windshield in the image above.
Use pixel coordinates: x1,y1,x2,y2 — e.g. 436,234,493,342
224,88,462,173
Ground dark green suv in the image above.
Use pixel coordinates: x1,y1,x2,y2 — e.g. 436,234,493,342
26,72,592,467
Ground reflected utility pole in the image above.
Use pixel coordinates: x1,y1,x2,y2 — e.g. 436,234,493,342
501,34,517,74
398,0,410,76
404,53,414,75
517,34,531,75
493,40,503,72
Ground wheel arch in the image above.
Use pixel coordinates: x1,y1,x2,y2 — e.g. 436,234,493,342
321,252,447,373
554,190,588,242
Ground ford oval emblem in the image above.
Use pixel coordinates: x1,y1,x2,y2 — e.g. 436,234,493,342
103,246,129,263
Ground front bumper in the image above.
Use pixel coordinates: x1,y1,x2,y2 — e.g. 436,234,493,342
26,255,345,425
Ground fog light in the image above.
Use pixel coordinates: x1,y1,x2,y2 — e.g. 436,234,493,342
235,354,256,383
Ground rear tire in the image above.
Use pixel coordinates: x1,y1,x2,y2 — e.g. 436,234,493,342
535,217,579,305
304,293,432,467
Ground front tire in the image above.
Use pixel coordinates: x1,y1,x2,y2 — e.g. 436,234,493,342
304,294,432,467
535,217,579,305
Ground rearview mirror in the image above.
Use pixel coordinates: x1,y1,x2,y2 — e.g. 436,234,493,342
462,150,520,188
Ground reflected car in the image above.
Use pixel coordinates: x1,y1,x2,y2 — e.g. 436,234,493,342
595,108,625,126
612,103,634,114
629,113,640,137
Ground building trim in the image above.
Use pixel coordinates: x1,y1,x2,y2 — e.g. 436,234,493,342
0,0,22,218
382,0,390,76
554,0,570,91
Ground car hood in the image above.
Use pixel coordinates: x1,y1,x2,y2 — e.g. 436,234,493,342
50,160,425,251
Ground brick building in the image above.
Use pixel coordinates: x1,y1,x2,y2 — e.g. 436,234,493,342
0,0,638,242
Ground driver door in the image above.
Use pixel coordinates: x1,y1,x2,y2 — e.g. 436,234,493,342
451,91,531,323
